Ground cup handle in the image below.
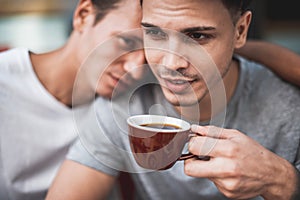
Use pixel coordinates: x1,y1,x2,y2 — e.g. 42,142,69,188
178,153,210,161
177,131,210,161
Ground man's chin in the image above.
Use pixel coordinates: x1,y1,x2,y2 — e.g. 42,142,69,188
168,99,200,107
162,91,199,107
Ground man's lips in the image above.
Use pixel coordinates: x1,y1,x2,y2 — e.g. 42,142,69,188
162,77,196,93
160,75,195,82
110,73,133,89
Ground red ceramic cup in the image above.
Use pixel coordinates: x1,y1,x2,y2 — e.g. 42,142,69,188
127,115,192,170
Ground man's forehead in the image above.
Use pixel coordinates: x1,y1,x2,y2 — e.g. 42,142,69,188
142,0,203,16
142,0,225,12
142,0,229,31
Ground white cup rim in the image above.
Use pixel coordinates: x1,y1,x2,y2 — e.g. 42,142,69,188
127,114,190,132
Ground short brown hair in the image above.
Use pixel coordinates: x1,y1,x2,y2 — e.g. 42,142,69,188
91,0,122,25
221,0,253,21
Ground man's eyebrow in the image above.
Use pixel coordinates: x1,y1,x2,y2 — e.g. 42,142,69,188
141,22,160,28
141,22,215,33
180,26,216,33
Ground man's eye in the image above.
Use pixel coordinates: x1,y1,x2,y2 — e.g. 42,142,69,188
144,28,167,40
184,32,213,44
188,32,206,40
118,36,137,50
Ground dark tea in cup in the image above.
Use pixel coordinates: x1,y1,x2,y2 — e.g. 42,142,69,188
127,115,191,170
141,123,181,130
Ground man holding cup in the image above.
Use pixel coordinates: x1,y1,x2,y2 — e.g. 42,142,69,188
47,0,300,199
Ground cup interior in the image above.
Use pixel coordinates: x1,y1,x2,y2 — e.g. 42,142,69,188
127,115,190,132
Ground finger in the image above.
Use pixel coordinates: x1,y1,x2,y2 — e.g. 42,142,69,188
184,157,233,178
191,125,239,139
191,125,209,135
188,135,233,157
191,125,225,139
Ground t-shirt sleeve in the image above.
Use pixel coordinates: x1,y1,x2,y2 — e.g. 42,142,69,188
67,139,119,177
295,145,300,171
66,98,130,176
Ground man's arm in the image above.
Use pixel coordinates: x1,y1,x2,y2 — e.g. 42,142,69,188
46,160,116,200
236,40,300,86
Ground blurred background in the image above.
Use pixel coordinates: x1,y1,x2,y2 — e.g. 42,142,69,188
0,0,299,53
0,0,76,53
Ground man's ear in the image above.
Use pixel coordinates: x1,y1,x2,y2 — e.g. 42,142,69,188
234,11,252,49
73,0,94,33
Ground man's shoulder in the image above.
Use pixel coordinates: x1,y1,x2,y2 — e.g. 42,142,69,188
259,69,298,98
240,56,299,95
240,56,300,119
0,47,28,62
95,83,160,112
92,84,164,135
0,47,30,73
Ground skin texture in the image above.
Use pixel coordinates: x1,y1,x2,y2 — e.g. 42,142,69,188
187,125,298,200
142,0,249,121
46,160,115,200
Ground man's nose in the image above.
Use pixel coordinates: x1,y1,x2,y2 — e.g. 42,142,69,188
162,38,189,71
124,50,145,80
162,52,189,71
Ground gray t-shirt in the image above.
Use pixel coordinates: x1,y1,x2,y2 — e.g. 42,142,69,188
68,57,300,200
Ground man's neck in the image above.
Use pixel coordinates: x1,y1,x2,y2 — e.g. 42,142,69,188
175,59,240,123
30,43,78,107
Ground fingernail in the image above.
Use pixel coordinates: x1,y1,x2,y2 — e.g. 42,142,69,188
191,124,199,132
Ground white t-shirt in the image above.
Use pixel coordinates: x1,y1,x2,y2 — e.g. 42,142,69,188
0,48,77,200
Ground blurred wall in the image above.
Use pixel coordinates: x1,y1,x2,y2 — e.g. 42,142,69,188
0,0,77,53
249,0,300,53
0,0,76,14
0,1,299,53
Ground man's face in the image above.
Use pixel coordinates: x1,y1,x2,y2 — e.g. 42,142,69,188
142,0,242,106
77,0,145,99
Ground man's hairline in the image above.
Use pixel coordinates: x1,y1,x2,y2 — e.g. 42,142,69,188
92,0,123,26
139,0,246,25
